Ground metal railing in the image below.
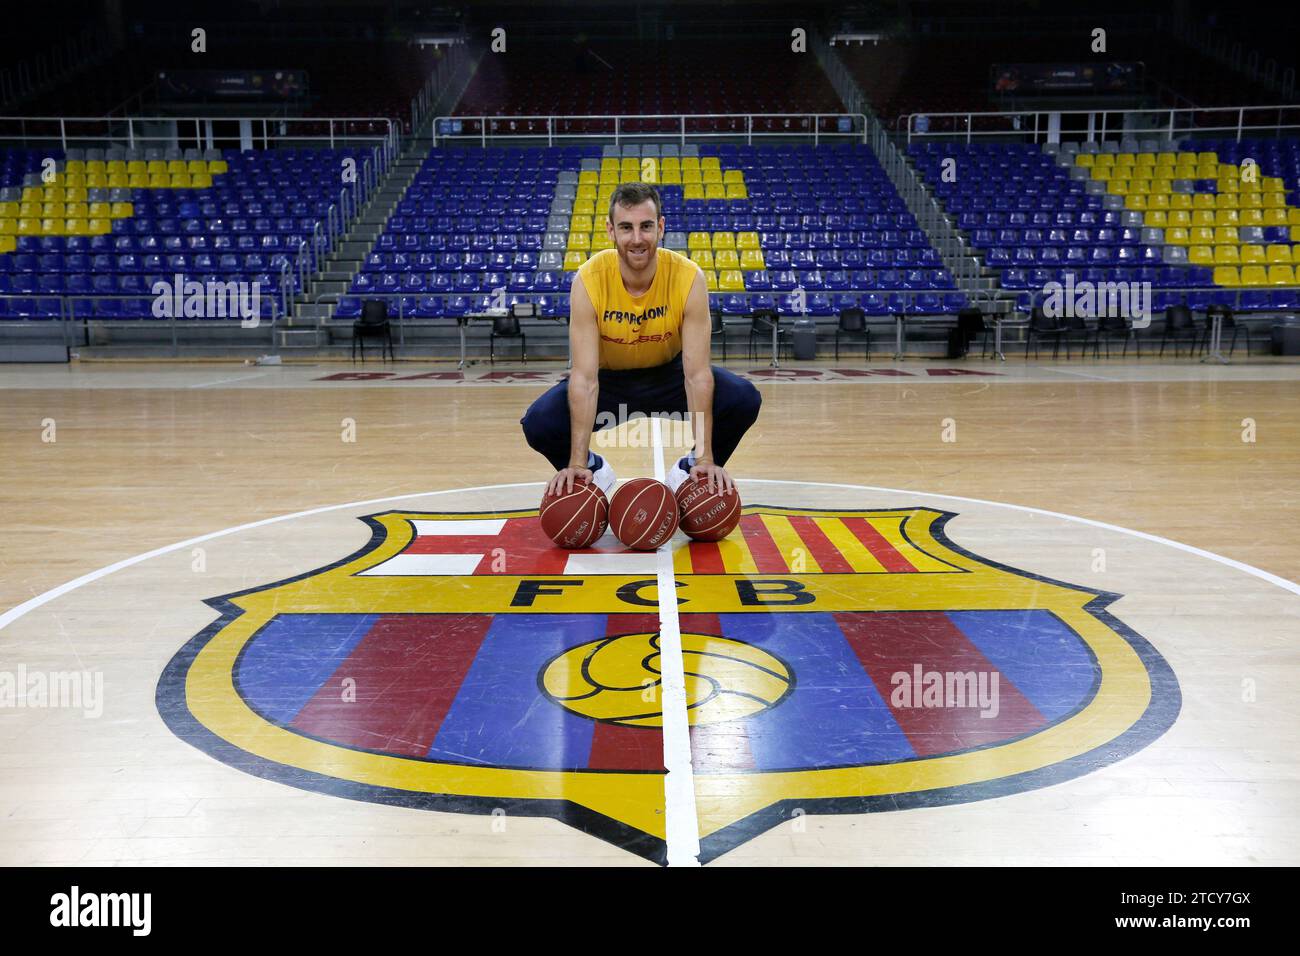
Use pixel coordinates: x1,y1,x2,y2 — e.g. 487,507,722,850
0,114,401,165
903,104,1300,144
0,292,284,356
431,113,869,148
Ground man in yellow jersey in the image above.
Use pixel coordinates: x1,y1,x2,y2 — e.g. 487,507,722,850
521,181,762,499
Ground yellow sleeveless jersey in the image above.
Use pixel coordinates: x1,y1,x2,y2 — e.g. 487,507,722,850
577,247,701,370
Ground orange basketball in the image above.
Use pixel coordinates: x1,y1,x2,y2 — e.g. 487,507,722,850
608,478,678,550
675,476,742,541
539,480,608,549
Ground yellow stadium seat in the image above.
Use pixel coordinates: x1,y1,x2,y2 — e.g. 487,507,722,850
65,159,85,173
701,270,718,291
1164,227,1190,246
110,202,133,218
712,232,736,250
1212,245,1240,265
704,183,726,199
21,186,41,201
1173,164,1197,179
1216,177,1239,193
190,173,213,189
1239,265,1268,286
1290,209,1300,224
127,160,147,174
1146,194,1169,209
1143,210,1168,226
659,171,682,185
106,160,126,174
1106,178,1126,193
16,218,40,235
700,157,720,171
1263,192,1286,208
1075,154,1095,167
1151,179,1172,194
63,218,88,234
1169,193,1192,210
1191,210,1216,227
725,184,748,199
0,218,16,235
186,160,207,175
680,156,700,170
572,199,595,216
1214,193,1239,209
207,160,228,175
715,250,740,270
1188,245,1214,265
578,170,598,185
64,202,87,218
0,234,15,253
1261,176,1284,191
680,169,702,184
723,170,744,184
739,249,766,270
1240,244,1266,264
19,202,39,216
1268,265,1296,285
166,160,187,174
1092,166,1113,181
88,202,111,218
570,215,593,233
690,250,715,270
147,160,167,174
1211,226,1237,244
1192,194,1215,209
701,169,723,184
563,251,586,271
1168,210,1195,227
718,269,745,291
0,202,17,217
86,218,110,235
683,184,705,200
736,231,760,250
661,157,680,173
1156,152,1177,165
147,173,169,187
85,160,106,175
1128,180,1151,195
1095,154,1115,167
567,232,590,250
590,233,613,252
1212,266,1241,286
40,218,65,235
63,186,87,202
1213,209,1240,226
63,172,86,187
1124,194,1148,210
128,173,150,188
576,184,597,200
1237,192,1262,209
1267,244,1293,264
688,231,712,250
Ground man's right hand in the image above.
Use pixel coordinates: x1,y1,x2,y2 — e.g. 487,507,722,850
547,467,593,497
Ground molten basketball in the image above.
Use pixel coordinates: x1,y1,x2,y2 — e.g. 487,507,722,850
675,477,742,541
608,478,678,550
539,480,608,549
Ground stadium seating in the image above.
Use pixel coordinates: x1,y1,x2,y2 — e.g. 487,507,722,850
356,143,961,321
909,138,1300,313
0,147,366,319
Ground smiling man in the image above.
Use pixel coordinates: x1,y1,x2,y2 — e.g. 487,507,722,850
521,181,762,499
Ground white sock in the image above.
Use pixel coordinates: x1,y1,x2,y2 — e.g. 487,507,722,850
587,451,598,468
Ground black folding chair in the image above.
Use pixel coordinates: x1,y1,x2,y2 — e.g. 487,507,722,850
352,298,395,362
1025,306,1067,360
489,304,529,364
834,306,870,360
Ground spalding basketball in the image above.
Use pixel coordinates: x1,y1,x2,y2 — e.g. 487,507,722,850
675,477,742,541
539,480,608,549
608,478,678,550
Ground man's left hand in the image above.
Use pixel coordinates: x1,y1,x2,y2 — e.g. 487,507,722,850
690,458,735,495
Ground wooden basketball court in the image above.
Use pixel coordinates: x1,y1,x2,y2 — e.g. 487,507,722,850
2,355,1297,865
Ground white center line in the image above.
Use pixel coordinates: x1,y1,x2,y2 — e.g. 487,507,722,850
651,416,701,867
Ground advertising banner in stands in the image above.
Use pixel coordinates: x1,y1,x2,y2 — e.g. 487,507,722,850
157,70,309,103
991,63,1142,95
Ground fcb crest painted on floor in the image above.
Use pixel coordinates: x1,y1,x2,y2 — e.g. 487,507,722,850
157,502,1181,864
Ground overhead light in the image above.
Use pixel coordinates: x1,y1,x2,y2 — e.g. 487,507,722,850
830,33,884,46
410,35,464,48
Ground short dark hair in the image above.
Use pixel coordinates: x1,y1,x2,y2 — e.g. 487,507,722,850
608,181,662,223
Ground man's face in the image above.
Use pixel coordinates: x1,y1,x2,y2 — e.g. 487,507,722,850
607,199,664,270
